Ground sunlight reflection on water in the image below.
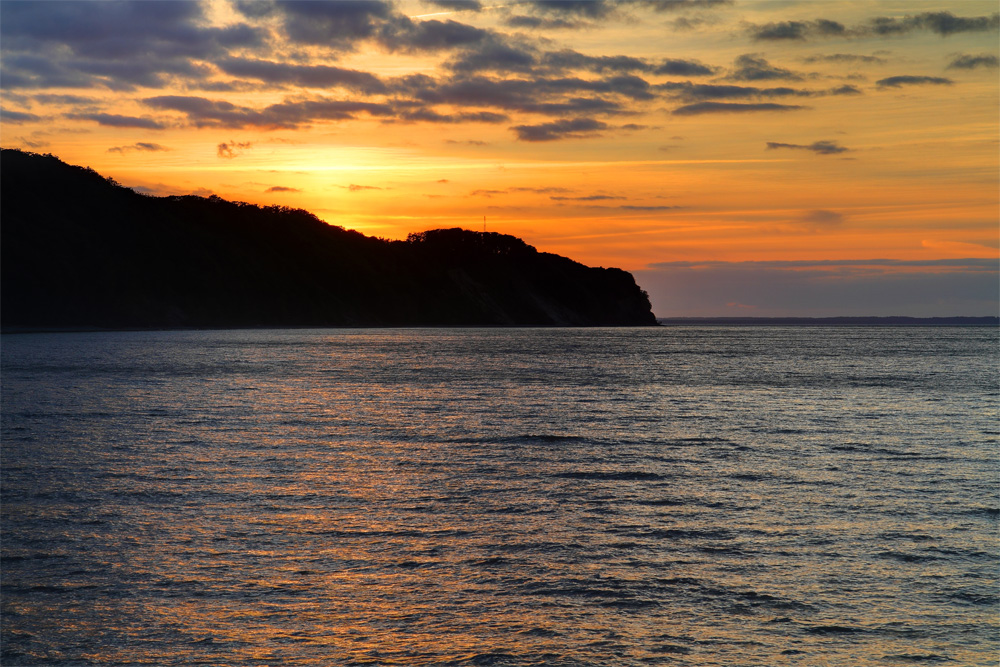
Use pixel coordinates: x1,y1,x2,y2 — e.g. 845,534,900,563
2,327,997,666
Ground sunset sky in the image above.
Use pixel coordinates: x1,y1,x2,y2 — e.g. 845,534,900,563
1,0,997,316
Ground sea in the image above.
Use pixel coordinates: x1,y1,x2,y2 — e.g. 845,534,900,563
1,326,997,666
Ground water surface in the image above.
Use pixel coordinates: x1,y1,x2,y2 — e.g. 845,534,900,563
2,327,997,665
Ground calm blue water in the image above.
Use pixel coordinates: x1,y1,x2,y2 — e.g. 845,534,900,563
2,327,997,666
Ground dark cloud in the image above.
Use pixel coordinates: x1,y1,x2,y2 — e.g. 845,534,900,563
33,93,98,105
1,108,41,124
869,11,1000,37
65,112,167,129
379,18,492,53
525,1,616,18
673,102,807,115
728,54,804,82
947,53,999,70
144,95,395,129
829,85,862,95
397,108,508,123
749,19,847,41
107,142,170,154
447,41,539,74
540,49,651,74
511,117,609,141
1,1,264,91
260,1,393,48
802,53,888,65
766,140,849,155
659,81,815,101
217,141,253,158
876,75,954,89
410,74,652,117
636,0,732,10
265,186,301,192
427,0,483,11
653,59,716,76
503,15,583,29
745,11,999,42
215,58,387,94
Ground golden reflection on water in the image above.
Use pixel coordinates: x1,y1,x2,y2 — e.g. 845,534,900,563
2,328,997,665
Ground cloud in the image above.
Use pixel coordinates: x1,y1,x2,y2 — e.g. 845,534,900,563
659,81,816,101
215,57,387,94
539,49,650,74
410,74,653,118
638,0,732,10
108,142,170,154
947,53,999,70
799,209,845,225
346,184,382,191
65,112,166,129
510,117,609,141
673,102,807,115
503,15,584,29
766,140,850,155
217,141,253,158
653,59,716,76
745,11,999,42
427,0,483,10
551,194,626,201
0,108,41,124
749,19,847,41
523,1,616,19
876,75,954,89
727,54,805,81
256,0,393,49
802,53,888,65
144,95,395,129
869,11,1000,37
265,186,301,192
1,1,264,91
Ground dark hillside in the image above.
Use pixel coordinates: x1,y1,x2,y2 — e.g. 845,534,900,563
1,149,656,328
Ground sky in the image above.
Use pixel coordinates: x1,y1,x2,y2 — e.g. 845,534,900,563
1,0,997,317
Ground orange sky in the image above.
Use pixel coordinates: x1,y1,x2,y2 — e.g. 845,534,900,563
1,0,997,315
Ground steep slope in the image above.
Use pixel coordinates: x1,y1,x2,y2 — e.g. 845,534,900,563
1,149,656,328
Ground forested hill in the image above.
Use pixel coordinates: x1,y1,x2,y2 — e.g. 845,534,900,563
1,149,656,329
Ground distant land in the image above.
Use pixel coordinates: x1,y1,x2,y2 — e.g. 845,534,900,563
1,149,656,329
658,317,999,327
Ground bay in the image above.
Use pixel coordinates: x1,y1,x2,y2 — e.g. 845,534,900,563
2,327,997,666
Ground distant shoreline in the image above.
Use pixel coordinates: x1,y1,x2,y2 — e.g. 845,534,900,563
657,316,999,327
3,316,998,335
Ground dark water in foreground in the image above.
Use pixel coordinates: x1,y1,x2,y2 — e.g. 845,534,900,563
2,327,997,666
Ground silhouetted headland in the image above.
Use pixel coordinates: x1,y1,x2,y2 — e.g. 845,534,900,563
1,149,656,329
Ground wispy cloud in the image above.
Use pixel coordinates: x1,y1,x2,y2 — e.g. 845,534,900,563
947,53,999,70
673,102,807,115
510,117,609,141
108,142,170,154
217,140,252,158
766,140,850,155
876,75,954,89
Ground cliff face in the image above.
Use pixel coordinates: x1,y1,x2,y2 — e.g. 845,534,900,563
1,149,657,328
